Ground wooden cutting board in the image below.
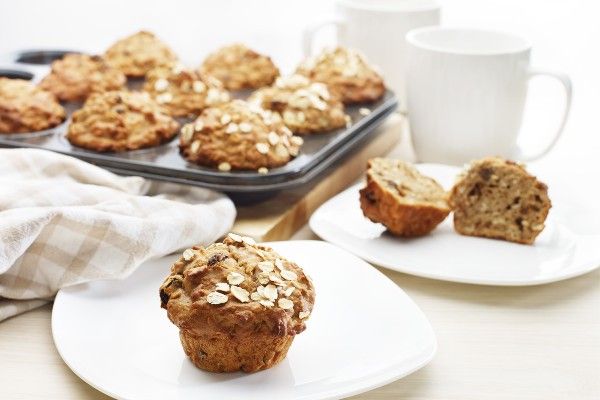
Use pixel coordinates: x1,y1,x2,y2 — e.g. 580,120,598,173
233,113,407,241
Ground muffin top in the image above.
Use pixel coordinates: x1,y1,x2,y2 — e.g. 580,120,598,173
160,234,315,337
143,65,230,117
39,53,126,102
104,31,178,77
248,74,348,135
67,90,179,152
0,78,65,133
296,46,385,104
200,43,279,90
179,99,303,171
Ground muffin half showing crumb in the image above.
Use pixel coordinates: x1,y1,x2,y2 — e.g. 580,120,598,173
359,158,450,236
448,157,551,244
159,233,315,372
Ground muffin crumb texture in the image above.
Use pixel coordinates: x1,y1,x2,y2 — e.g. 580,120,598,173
159,233,315,372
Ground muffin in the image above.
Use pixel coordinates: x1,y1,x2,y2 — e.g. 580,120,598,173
179,99,303,172
448,157,552,244
39,54,126,102
296,47,385,104
359,158,450,237
67,90,179,152
159,233,315,372
0,78,66,133
199,44,279,90
104,31,178,77
144,65,229,118
248,74,348,135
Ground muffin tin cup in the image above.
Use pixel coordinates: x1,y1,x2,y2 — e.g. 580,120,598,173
0,51,399,198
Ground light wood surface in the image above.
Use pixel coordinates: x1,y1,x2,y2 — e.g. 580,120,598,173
233,114,404,241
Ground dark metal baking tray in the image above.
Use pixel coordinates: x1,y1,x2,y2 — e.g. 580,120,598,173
0,50,398,193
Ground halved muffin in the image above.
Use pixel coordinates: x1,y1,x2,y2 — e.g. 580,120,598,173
359,158,450,236
448,157,551,244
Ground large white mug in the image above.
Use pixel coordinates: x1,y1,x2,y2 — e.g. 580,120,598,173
406,27,572,165
303,0,441,109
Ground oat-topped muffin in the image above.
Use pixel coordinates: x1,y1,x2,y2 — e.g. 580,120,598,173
104,31,178,77
67,90,179,152
179,99,303,172
39,54,126,102
144,65,229,118
160,233,315,372
0,78,65,133
248,74,348,135
296,47,385,104
200,44,279,90
449,157,551,244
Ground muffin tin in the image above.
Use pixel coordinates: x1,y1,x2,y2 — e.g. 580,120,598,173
0,49,398,194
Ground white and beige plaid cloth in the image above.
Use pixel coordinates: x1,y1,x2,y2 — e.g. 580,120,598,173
0,148,236,321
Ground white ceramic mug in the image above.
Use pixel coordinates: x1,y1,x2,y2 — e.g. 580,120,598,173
303,0,441,109
406,27,572,165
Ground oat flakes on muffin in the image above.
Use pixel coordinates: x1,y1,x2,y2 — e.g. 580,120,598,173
248,74,348,135
67,90,179,152
448,157,551,244
296,46,385,104
39,54,126,102
159,233,315,373
0,78,65,133
359,158,450,237
104,31,178,77
179,99,303,171
144,65,229,118
199,43,279,90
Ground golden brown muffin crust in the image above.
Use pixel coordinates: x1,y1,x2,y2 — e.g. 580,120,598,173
200,43,279,90
0,78,65,133
359,158,450,237
248,74,348,135
104,31,178,77
179,99,303,171
143,65,229,117
296,46,385,104
39,54,126,102
66,90,179,152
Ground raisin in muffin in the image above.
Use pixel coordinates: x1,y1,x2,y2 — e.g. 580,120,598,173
104,31,178,77
448,157,551,244
179,99,303,172
39,54,126,102
0,78,65,133
160,233,315,373
199,44,279,90
144,65,229,118
248,74,348,135
360,158,450,237
296,47,385,104
67,90,179,152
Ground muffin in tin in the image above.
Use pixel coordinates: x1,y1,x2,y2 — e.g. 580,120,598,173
179,99,303,172
39,54,126,102
159,233,315,372
296,46,385,104
248,74,348,135
199,44,279,90
0,77,66,133
104,31,178,77
144,65,230,118
66,90,179,152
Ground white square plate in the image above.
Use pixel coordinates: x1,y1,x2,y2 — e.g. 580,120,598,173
52,241,436,400
309,164,600,286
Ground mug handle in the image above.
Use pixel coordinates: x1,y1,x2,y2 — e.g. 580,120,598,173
302,17,345,57
515,67,573,161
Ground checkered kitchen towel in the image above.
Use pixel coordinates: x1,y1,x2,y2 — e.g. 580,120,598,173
0,149,236,321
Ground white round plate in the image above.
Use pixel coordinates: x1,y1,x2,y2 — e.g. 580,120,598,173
310,164,600,286
52,241,436,400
